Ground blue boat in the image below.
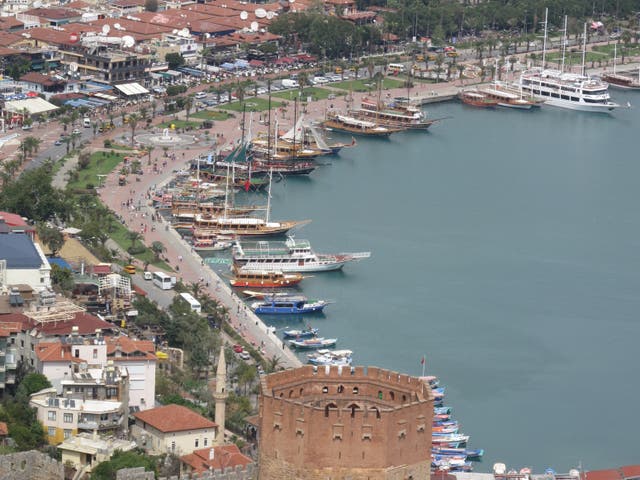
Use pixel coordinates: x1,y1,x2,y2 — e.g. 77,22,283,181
251,296,328,314
434,406,452,415
432,447,484,459
283,327,319,338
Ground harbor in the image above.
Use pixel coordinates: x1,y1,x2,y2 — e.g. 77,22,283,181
97,59,640,472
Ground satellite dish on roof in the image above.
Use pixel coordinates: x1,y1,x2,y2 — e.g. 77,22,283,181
172,29,179,34
69,62,78,72
250,21,259,31
205,33,210,38
32,0,42,7
240,10,248,20
289,0,295,4
266,11,275,19
102,24,110,35
255,8,267,18
122,35,135,48
114,23,121,30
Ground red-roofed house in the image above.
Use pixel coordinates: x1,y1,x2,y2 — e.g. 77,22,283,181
132,404,218,455
180,444,253,475
106,336,156,410
0,212,35,237
621,467,640,480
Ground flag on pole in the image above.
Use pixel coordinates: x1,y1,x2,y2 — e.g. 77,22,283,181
244,179,251,192
420,356,425,365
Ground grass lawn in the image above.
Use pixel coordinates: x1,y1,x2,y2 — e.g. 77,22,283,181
272,87,335,101
218,97,283,112
109,219,172,270
106,144,134,151
157,119,202,129
331,77,405,92
67,151,128,190
190,110,232,121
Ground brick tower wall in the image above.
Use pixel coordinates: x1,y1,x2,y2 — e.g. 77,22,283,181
258,366,433,480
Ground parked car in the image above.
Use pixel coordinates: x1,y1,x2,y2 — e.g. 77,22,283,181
239,351,251,360
54,139,62,146
233,344,243,353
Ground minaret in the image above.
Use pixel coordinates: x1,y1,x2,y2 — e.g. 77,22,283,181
213,348,227,445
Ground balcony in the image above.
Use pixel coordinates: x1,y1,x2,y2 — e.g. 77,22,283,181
77,416,123,431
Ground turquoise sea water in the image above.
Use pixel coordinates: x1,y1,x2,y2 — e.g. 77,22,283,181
213,92,640,471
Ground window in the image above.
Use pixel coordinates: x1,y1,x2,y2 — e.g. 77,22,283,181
74,349,79,358
48,411,56,421
171,441,176,452
64,413,73,423
64,429,72,439
195,439,199,448
47,427,56,437
204,438,208,447
20,340,24,348
93,349,98,359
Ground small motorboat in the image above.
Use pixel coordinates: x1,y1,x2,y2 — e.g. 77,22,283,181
307,349,353,366
283,327,319,338
289,337,337,349
432,447,484,459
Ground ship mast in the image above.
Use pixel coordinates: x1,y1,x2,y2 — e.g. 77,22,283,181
265,168,273,223
561,16,567,73
581,23,587,77
541,7,548,70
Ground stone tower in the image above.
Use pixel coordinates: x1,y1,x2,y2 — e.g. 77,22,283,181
213,348,227,445
258,365,434,480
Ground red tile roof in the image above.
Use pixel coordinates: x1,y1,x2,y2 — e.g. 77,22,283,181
134,404,217,433
586,470,622,480
20,72,62,86
621,467,640,479
0,311,115,338
24,7,80,20
181,444,252,473
0,322,22,338
106,336,156,361
24,27,80,47
0,212,28,227
0,32,22,47
0,422,7,436
35,342,83,363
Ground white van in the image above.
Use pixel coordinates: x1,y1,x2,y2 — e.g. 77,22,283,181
195,91,207,99
83,117,91,128
281,78,300,88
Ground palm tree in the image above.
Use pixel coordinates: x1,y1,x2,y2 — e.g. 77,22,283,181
70,132,81,150
128,114,139,147
184,96,194,121
456,64,465,85
127,230,142,250
63,136,72,154
151,240,165,260
434,54,445,83
151,100,158,118
60,116,71,132
146,145,155,165
265,354,283,373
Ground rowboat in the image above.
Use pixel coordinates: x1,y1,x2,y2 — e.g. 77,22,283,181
431,434,469,446
432,425,459,434
193,239,233,252
290,337,337,349
434,406,451,415
252,296,328,315
283,327,318,338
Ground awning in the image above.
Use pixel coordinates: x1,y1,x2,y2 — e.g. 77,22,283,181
4,97,58,115
93,92,118,101
114,83,149,96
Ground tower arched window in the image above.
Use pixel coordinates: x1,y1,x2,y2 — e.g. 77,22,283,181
348,403,360,418
325,402,338,418
337,384,344,393
389,391,395,401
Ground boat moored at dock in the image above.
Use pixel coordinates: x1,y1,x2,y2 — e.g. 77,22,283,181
250,295,329,314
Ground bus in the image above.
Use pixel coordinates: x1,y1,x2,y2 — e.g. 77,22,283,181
179,292,202,313
152,271,176,290
387,63,406,74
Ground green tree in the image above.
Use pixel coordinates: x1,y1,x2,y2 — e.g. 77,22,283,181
90,450,157,480
165,52,185,69
144,0,158,11
17,373,52,397
0,166,70,222
128,114,139,147
36,223,64,255
6,55,31,80
50,263,75,292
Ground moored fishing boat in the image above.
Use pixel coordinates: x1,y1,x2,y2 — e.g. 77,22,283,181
229,269,305,288
458,89,499,108
283,326,319,338
478,83,542,110
307,349,353,366
193,238,234,252
290,337,337,349
322,113,403,137
250,295,328,314
600,71,640,90
351,97,438,130
432,447,484,459
191,216,309,238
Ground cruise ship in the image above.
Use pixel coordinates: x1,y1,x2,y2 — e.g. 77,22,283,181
233,237,370,273
517,68,619,112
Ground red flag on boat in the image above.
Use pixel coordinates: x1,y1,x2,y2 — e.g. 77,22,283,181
420,355,425,365
244,179,251,192
351,136,356,146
